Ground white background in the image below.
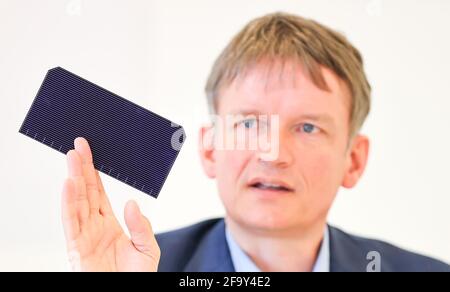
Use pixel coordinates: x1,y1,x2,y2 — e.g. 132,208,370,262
0,0,449,271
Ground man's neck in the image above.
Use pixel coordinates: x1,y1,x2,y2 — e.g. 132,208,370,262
225,217,327,272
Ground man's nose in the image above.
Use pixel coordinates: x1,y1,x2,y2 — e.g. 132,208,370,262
257,133,294,168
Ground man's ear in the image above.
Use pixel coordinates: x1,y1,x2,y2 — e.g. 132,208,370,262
199,126,216,179
342,134,370,189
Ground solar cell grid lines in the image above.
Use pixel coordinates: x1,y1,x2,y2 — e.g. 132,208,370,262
19,67,186,198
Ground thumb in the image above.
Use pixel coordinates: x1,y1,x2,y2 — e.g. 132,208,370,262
124,200,160,259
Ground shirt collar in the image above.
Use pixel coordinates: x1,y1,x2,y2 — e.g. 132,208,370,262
225,225,330,272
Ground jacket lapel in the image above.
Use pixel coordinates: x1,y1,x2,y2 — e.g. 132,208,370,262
183,219,235,272
329,225,368,272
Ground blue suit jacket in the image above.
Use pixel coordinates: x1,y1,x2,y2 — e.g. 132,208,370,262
156,218,449,272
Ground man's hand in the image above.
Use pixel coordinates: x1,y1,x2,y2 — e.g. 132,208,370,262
61,137,160,272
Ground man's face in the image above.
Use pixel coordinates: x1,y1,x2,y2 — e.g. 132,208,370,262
200,61,369,232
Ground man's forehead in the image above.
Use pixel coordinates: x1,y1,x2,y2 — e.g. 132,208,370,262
230,61,315,91
219,64,349,111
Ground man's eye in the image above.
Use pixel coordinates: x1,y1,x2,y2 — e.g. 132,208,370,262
299,123,318,134
238,119,257,129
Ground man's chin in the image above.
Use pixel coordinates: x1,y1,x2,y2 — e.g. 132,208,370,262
231,210,302,234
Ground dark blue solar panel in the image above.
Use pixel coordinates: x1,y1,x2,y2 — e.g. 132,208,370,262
19,67,186,198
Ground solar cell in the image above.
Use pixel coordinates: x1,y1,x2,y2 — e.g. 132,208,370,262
19,67,186,198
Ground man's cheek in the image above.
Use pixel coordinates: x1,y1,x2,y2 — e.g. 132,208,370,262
216,150,250,176
302,153,338,187
308,154,342,195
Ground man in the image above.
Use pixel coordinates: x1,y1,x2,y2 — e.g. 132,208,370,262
61,12,449,272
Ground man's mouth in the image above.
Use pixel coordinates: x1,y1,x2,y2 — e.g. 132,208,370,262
248,179,294,193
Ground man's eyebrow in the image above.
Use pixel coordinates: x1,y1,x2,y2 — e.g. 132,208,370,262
229,110,335,122
296,114,336,127
228,110,264,116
